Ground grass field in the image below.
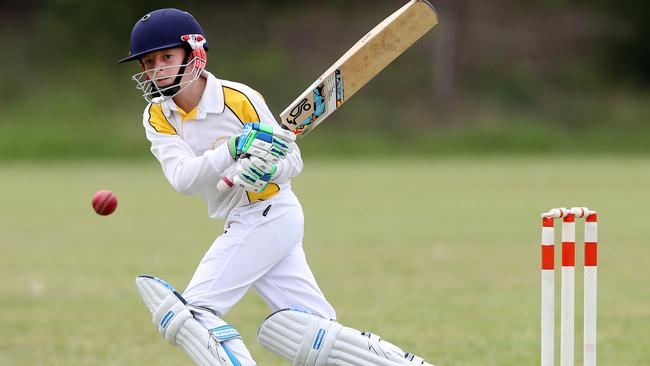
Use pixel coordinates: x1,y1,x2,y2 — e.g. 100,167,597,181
1,158,649,365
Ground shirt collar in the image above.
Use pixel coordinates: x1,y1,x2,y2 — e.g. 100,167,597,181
198,70,224,115
160,70,225,119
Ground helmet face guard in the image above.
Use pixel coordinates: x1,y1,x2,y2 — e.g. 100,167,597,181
120,9,209,103
132,34,207,104
133,56,203,104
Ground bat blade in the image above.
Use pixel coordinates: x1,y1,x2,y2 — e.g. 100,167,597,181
280,0,439,139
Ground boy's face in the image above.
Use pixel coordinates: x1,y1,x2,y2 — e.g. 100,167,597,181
140,47,187,87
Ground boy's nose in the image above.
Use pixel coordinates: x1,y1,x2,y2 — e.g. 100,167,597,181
153,59,164,69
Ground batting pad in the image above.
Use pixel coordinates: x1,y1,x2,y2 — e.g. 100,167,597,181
257,309,434,366
135,275,240,366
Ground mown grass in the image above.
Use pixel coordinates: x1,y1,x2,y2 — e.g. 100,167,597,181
1,158,649,365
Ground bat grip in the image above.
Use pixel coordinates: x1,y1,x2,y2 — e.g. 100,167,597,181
217,171,273,192
217,152,249,192
217,175,234,191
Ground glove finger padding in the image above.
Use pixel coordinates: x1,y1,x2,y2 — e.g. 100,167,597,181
238,158,266,182
231,156,277,193
270,139,291,161
243,131,274,160
233,175,268,193
247,133,291,163
238,156,276,178
233,123,296,163
267,123,296,144
249,156,276,176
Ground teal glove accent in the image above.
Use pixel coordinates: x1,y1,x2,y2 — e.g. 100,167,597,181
228,136,240,159
260,164,277,182
231,123,296,164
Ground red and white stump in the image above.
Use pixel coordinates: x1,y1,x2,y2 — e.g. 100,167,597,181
540,207,597,366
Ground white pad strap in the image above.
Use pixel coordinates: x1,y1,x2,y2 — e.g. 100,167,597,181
153,291,194,344
135,275,242,366
258,309,434,366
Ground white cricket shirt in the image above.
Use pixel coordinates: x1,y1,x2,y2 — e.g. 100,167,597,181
142,70,303,219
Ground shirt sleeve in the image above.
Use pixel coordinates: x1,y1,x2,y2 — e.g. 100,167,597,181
142,105,234,196
247,91,303,183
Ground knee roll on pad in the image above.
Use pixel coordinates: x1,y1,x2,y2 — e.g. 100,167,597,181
135,275,242,366
257,309,434,366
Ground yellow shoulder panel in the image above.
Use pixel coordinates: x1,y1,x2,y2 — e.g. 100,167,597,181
148,104,177,135
223,86,260,124
246,183,280,202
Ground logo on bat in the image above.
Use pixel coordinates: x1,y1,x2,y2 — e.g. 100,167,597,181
285,83,326,133
286,98,311,125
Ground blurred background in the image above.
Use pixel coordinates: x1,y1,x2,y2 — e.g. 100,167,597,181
1,0,648,158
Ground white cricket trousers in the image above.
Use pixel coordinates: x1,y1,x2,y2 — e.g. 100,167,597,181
182,191,336,365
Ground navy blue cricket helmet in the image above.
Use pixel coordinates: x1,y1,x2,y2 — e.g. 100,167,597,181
119,8,209,63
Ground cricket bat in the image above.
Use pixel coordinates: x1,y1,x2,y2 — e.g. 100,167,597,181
218,0,438,191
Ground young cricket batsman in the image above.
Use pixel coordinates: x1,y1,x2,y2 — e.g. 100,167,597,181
121,8,433,366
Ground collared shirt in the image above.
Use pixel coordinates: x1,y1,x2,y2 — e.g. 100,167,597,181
142,70,303,219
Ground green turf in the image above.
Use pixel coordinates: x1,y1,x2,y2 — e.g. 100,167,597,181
1,158,649,365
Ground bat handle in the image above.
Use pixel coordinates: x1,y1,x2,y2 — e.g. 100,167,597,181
217,172,273,192
218,158,242,192
217,175,234,191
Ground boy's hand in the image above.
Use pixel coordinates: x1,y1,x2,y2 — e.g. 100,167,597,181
228,123,295,164
232,156,276,193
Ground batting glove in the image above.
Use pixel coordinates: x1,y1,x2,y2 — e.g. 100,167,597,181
228,123,295,164
233,156,277,193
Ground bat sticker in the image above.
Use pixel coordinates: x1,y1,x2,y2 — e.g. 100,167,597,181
286,99,311,125
287,82,325,134
335,69,343,107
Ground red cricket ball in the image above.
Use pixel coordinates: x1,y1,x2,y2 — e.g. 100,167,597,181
92,190,118,216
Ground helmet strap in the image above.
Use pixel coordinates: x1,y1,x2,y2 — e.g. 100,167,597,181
160,35,206,97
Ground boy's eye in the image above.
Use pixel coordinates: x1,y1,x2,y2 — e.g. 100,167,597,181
164,54,173,59
143,59,152,65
